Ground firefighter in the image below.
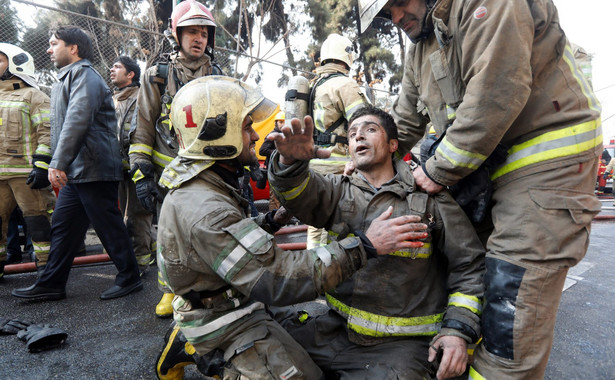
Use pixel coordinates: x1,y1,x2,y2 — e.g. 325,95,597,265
307,33,369,249
0,43,55,279
129,0,223,317
154,76,428,379
268,105,485,379
110,56,155,277
359,1,603,378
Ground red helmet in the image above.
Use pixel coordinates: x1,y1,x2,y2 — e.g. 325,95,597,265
170,0,216,51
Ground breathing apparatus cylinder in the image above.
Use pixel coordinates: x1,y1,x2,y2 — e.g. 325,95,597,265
284,76,310,129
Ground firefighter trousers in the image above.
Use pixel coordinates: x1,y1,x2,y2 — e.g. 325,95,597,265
471,159,601,379
0,178,54,265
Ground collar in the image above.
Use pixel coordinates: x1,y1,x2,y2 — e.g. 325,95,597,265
57,59,89,80
315,62,349,76
113,84,139,101
0,78,27,91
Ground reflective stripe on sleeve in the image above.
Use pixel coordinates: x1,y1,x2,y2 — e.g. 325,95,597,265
563,44,601,114
213,223,270,281
448,292,483,315
129,143,153,157
436,137,487,170
277,172,310,201
326,293,443,337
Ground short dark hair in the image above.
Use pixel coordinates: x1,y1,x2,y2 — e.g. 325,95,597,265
348,105,398,141
49,26,93,61
115,56,141,85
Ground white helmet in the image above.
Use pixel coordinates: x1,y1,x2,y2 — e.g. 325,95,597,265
320,33,355,68
0,43,39,89
170,0,217,52
357,0,390,34
170,76,277,161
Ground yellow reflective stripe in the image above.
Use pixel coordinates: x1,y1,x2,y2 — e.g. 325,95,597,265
278,172,310,201
157,270,168,287
446,104,456,121
131,169,145,182
437,137,486,170
448,292,482,315
35,144,51,156
129,143,153,156
563,44,601,114
345,99,365,118
388,242,432,259
491,119,602,180
152,150,174,168
469,366,486,380
326,293,443,337
34,160,49,170
313,103,326,133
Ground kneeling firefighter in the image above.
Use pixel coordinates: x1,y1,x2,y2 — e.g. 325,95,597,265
154,76,403,379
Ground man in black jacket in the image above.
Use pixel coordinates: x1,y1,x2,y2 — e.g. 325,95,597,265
12,26,142,301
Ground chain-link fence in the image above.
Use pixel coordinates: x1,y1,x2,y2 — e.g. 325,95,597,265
5,0,398,108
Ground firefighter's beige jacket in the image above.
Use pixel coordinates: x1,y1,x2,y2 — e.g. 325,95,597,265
392,0,602,187
0,79,51,179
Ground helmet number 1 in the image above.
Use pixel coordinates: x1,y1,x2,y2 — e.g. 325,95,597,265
183,105,198,128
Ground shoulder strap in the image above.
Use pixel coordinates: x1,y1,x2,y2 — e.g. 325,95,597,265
149,61,169,96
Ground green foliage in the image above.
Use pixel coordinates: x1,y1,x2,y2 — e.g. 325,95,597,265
0,0,20,44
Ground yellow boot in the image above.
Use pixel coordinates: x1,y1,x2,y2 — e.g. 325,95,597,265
156,293,174,318
156,325,196,380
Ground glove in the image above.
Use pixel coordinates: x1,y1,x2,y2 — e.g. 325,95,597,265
130,162,164,214
16,324,68,352
603,173,609,180
26,154,52,189
0,318,31,335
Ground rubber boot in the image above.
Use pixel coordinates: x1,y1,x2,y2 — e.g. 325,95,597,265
155,324,196,380
156,293,175,318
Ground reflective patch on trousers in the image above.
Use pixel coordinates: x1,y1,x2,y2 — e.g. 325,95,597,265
482,257,525,359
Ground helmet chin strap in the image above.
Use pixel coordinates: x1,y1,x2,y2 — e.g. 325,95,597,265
0,69,11,81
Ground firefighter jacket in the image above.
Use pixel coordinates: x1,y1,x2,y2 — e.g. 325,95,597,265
113,84,139,171
269,154,485,346
50,59,123,183
392,0,602,187
311,62,368,171
0,78,51,179
156,157,370,351
129,53,213,174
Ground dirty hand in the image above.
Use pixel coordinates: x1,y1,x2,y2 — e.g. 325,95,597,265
343,160,355,176
413,166,444,194
267,116,330,165
428,335,468,380
365,206,428,255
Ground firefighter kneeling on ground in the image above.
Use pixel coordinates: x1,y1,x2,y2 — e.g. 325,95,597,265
153,76,428,380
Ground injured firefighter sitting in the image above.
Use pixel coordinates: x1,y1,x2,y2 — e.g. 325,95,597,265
267,105,486,379
153,77,431,380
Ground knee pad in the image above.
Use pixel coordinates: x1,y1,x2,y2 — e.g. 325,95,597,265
482,257,526,360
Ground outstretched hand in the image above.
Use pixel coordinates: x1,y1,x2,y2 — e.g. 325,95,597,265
366,206,428,255
266,116,331,165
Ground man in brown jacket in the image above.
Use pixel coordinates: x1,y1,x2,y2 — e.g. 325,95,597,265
359,0,603,378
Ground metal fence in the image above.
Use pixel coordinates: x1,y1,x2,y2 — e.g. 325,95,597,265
6,0,398,109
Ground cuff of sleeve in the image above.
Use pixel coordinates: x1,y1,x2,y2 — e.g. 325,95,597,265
265,210,283,233
432,328,473,345
353,230,378,259
421,160,447,187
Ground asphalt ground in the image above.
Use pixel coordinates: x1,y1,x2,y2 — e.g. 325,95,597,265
1,199,614,379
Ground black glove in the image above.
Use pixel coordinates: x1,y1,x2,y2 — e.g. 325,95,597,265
16,324,68,352
0,318,31,335
130,162,164,214
603,173,609,180
26,154,52,189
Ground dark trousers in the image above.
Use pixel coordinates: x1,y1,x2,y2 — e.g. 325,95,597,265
37,181,140,289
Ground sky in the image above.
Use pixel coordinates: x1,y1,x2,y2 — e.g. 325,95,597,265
12,0,615,141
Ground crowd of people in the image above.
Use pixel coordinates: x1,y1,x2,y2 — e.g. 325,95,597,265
0,0,604,379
